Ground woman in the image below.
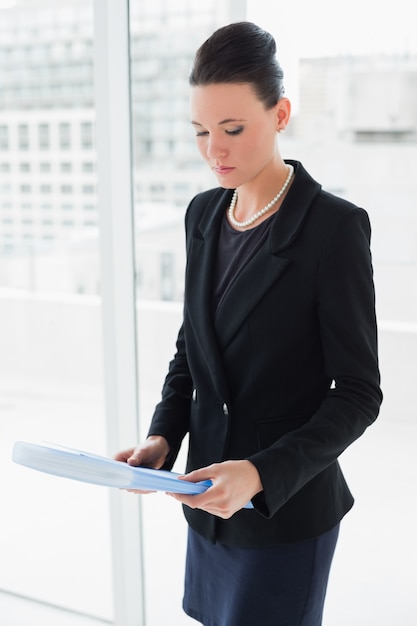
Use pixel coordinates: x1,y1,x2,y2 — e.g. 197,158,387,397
115,22,382,625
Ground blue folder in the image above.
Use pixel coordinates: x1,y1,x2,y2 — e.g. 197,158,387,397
12,441,254,509
12,440,212,494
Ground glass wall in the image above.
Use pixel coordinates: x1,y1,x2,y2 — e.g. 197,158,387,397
0,0,113,621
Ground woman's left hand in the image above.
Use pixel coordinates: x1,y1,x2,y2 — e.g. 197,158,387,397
168,460,263,519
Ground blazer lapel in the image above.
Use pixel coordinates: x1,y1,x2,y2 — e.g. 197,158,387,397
185,189,232,400
185,161,322,391
214,161,322,350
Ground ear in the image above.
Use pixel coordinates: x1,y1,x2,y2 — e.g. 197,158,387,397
275,98,291,132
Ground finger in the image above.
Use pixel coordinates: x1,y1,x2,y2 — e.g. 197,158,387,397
127,450,145,466
168,492,234,518
168,492,206,508
113,449,132,463
170,485,220,509
178,465,216,482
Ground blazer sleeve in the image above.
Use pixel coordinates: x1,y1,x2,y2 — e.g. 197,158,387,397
147,321,193,469
146,199,200,468
249,207,383,518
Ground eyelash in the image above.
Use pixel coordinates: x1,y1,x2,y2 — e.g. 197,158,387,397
227,127,244,136
195,127,244,137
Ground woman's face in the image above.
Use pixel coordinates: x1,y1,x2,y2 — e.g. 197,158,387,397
190,83,288,190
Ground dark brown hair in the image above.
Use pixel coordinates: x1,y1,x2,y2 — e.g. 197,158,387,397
189,22,285,109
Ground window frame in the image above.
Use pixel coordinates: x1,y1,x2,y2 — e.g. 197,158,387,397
93,1,145,625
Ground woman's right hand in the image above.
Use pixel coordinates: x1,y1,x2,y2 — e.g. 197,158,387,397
113,435,170,493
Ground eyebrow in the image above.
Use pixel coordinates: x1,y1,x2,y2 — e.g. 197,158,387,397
191,118,246,126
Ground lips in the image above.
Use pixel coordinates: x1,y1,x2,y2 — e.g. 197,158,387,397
214,166,235,175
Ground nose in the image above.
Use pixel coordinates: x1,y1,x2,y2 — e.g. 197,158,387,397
206,134,227,160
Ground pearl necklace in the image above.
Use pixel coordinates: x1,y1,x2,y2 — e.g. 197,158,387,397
228,164,294,229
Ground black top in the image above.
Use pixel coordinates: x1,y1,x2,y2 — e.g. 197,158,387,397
212,214,274,315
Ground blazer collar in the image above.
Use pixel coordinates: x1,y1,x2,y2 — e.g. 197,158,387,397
194,161,322,254
268,160,322,253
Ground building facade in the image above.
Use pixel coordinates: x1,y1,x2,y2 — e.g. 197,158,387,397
1,1,416,299
0,0,235,298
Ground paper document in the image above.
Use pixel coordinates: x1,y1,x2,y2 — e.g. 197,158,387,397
12,440,212,494
12,441,254,508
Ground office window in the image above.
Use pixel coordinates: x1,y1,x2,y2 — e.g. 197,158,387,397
61,184,73,194
0,125,9,150
38,123,50,149
160,251,175,301
80,121,94,148
60,162,72,172
0,163,10,172
82,184,95,194
59,122,71,149
20,163,31,172
40,162,51,172
82,161,95,172
20,184,31,193
18,124,29,150
40,184,52,193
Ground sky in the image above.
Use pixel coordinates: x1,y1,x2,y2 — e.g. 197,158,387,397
248,0,415,111
248,0,416,58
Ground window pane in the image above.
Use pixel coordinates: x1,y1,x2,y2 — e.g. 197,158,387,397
0,125,9,149
247,2,417,623
18,124,29,149
38,123,50,149
0,1,112,622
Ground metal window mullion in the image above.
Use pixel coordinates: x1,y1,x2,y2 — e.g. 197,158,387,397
93,1,145,625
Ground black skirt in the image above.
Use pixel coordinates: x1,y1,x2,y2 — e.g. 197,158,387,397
183,524,339,626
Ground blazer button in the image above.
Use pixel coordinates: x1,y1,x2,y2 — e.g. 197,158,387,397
192,389,197,403
222,402,229,416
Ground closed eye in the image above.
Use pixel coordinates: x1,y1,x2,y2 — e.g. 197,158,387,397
226,127,244,136
196,127,244,138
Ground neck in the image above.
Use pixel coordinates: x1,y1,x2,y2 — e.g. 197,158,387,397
228,162,294,230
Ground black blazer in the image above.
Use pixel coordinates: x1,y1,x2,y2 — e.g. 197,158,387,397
148,160,382,546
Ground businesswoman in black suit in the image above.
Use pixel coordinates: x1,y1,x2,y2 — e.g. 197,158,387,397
115,22,382,625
